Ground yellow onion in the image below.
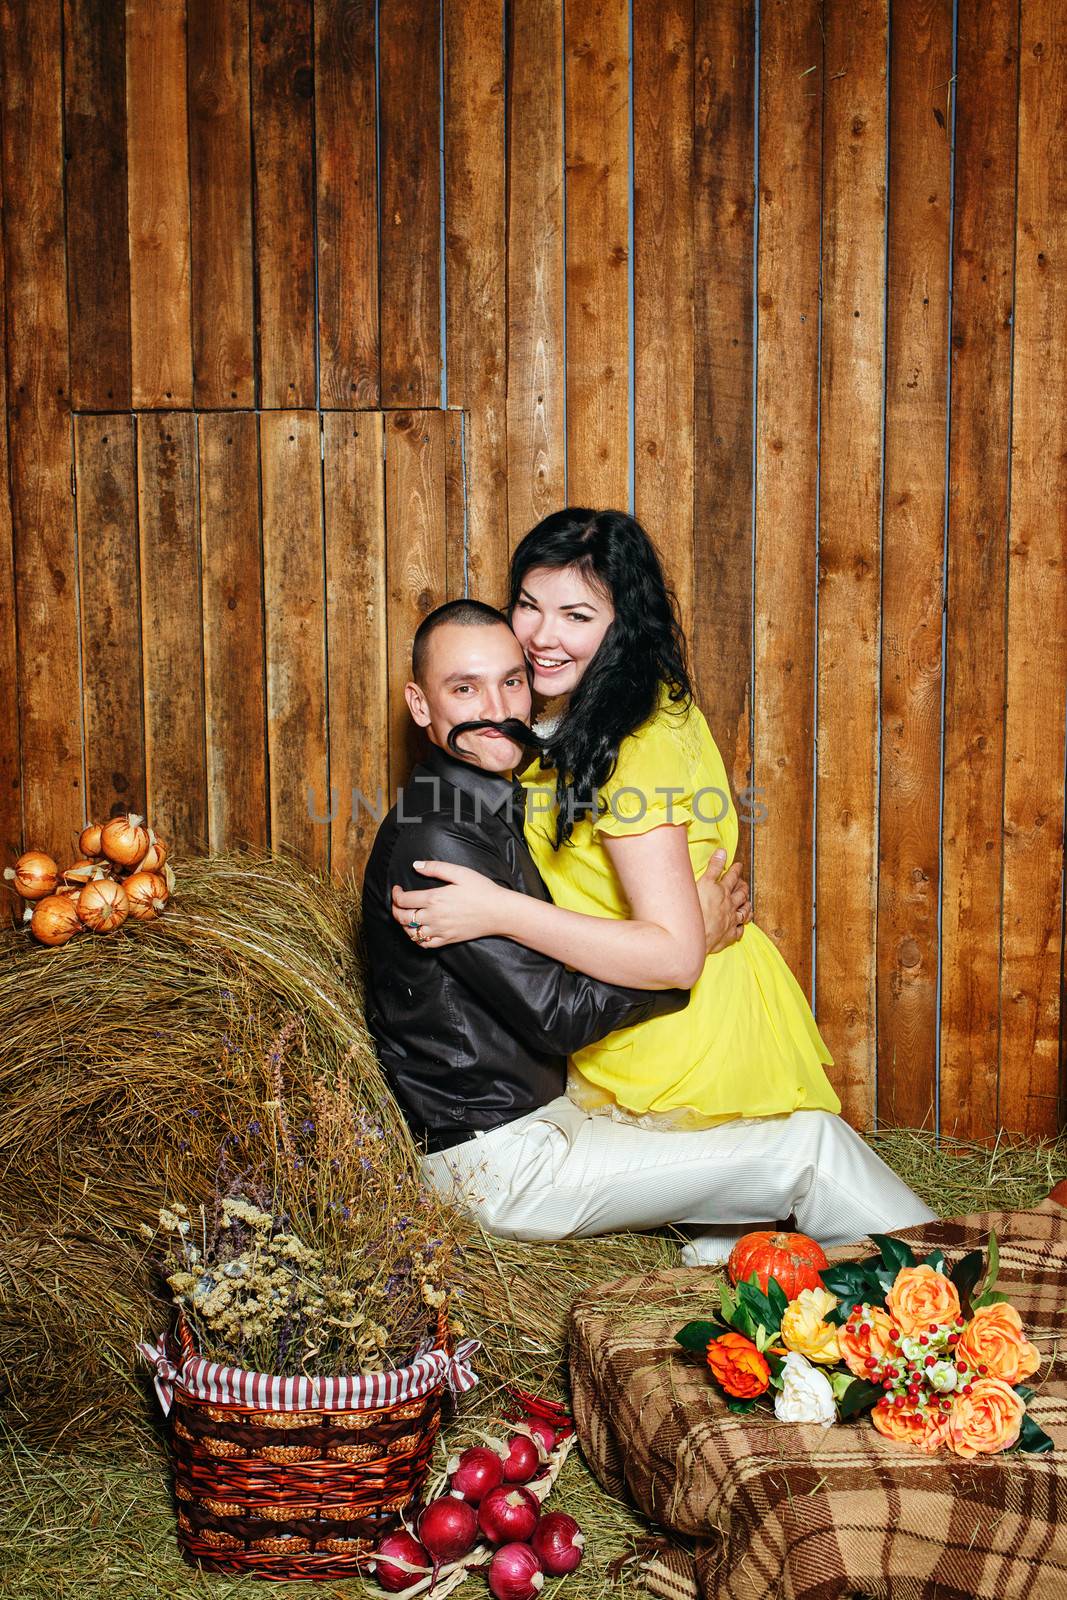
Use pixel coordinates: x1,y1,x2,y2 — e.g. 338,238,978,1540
78,822,105,857
135,832,168,873
30,894,84,946
77,877,129,933
124,869,169,920
4,850,60,899
62,857,111,886
101,813,149,867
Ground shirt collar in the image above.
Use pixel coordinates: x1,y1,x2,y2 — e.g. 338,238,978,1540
422,741,528,824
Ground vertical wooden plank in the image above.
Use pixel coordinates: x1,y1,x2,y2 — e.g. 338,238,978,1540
939,0,1019,1139
0,209,21,863
260,411,328,867
444,0,508,602
999,0,1067,1137
385,410,446,796
251,0,316,408
74,416,146,823
506,0,565,550
632,0,694,633
198,413,268,851
1,0,84,861
323,411,388,885
316,0,379,408
752,0,820,996
188,0,255,408
444,408,468,598
137,413,207,851
563,0,629,507
691,0,755,888
126,0,193,408
816,0,889,1131
379,0,442,407
876,0,954,1129
63,0,132,409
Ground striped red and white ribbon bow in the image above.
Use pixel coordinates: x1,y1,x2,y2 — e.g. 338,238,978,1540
138,1332,479,1418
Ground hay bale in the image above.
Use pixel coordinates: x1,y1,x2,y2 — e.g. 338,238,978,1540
0,848,672,1443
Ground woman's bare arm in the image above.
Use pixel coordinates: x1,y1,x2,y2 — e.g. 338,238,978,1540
393,824,711,988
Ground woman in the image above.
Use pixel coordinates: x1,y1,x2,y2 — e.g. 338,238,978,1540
393,509,934,1253
394,508,838,1129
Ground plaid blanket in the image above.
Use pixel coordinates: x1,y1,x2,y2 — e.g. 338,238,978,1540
570,1199,1067,1600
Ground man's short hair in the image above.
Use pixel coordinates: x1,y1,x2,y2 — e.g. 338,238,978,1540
411,598,510,684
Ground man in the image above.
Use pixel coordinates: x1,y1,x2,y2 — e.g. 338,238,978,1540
362,600,936,1257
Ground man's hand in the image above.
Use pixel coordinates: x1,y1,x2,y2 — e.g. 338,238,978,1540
697,848,752,954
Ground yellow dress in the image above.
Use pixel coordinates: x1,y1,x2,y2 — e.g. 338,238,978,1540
519,683,841,1126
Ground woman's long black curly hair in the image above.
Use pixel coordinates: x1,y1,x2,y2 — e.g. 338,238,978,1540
508,508,693,848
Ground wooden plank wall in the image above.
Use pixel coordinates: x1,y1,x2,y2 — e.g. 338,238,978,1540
0,1,1063,1141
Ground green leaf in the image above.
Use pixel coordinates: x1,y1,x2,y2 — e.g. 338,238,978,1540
723,1394,759,1415
737,1277,783,1335
868,1263,898,1298
869,1233,917,1276
1017,1413,1054,1455
1014,1385,1036,1404
718,1281,738,1327
975,1231,1000,1301
765,1276,790,1324
820,1264,872,1301
921,1248,947,1274
836,1378,884,1421
949,1249,984,1316
675,1320,719,1356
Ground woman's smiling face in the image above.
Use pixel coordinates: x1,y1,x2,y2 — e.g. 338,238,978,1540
510,564,616,697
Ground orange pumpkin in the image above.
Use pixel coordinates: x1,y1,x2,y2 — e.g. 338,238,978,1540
727,1231,829,1300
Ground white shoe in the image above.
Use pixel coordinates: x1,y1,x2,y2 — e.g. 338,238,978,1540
678,1232,744,1267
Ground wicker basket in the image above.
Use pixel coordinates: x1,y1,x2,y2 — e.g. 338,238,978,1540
141,1309,476,1581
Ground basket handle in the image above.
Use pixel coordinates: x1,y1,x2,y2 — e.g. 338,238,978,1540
175,1311,198,1364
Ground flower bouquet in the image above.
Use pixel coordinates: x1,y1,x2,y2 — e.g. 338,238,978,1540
676,1230,1053,1458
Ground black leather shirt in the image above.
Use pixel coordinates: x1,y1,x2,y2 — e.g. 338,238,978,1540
361,742,689,1152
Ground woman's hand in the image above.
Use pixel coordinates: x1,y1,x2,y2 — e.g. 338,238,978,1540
697,849,752,953
391,860,512,949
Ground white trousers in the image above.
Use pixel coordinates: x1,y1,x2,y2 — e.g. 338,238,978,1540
422,1096,937,1249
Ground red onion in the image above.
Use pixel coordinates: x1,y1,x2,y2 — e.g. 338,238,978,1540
526,1418,557,1455
447,1444,506,1503
502,1431,540,1482
477,1484,540,1545
531,1511,585,1576
417,1494,479,1563
488,1543,545,1600
369,1530,430,1592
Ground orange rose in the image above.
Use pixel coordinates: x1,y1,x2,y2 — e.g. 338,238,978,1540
885,1265,961,1337
872,1398,951,1454
838,1306,895,1379
706,1331,771,1399
957,1302,1040,1386
947,1377,1026,1458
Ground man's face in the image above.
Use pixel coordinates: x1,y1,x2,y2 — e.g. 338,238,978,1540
405,622,533,773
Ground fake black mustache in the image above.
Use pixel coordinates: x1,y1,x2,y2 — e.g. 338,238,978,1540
446,718,547,759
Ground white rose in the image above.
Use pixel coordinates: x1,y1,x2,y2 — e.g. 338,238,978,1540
927,1360,959,1394
773,1351,837,1428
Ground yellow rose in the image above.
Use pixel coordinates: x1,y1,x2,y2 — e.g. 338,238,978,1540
885,1265,961,1337
780,1286,841,1366
947,1377,1026,1458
